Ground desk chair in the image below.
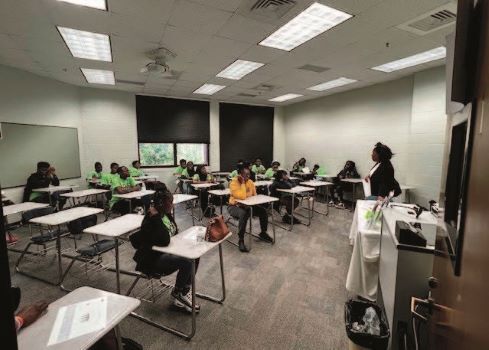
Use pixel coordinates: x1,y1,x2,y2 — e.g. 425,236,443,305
15,207,69,268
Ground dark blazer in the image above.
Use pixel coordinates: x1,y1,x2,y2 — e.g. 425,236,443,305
131,213,177,274
269,179,295,198
369,161,401,197
22,172,60,202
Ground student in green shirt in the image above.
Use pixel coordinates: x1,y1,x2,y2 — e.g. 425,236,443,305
192,165,215,216
110,166,141,214
181,161,195,178
86,162,104,188
129,160,145,178
251,158,266,175
265,161,281,179
173,159,187,176
312,164,326,176
100,162,119,187
228,159,244,179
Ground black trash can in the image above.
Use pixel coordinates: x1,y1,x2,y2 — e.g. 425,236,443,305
345,299,390,350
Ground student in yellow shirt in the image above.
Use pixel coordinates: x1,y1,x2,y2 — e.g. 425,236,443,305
228,166,272,252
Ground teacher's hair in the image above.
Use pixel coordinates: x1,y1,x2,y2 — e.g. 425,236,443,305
374,142,393,162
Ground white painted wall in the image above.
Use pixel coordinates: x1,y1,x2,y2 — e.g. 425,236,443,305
283,66,447,206
0,65,84,203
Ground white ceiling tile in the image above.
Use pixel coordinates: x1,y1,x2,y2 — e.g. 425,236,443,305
188,0,241,12
216,14,276,44
160,25,212,62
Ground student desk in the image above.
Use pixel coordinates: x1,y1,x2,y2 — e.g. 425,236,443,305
400,184,415,203
4,202,51,251
276,186,315,231
82,214,144,294
300,180,334,216
134,175,158,181
17,286,140,350
173,194,198,225
17,207,103,286
235,194,278,250
253,180,273,187
340,178,363,210
60,189,109,208
33,185,79,207
208,189,230,215
132,226,230,340
113,190,155,213
316,174,337,179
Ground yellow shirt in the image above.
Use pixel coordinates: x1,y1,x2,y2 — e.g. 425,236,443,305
229,177,256,205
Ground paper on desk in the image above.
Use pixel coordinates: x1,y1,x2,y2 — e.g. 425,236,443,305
47,297,108,346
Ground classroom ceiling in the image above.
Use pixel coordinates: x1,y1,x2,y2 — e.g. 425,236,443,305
0,0,455,106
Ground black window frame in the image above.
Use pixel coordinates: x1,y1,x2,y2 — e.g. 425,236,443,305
138,142,210,168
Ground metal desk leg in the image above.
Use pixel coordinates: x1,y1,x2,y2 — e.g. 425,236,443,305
115,237,121,294
290,193,295,231
271,202,276,244
128,199,133,214
191,200,195,226
248,206,253,251
115,325,123,350
351,183,357,212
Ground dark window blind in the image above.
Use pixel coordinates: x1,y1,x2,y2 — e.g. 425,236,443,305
219,103,274,171
136,95,210,143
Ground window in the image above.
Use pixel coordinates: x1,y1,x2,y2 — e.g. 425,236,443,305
138,142,209,167
139,143,174,167
177,143,208,165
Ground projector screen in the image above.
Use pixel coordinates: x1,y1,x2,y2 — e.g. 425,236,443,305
0,122,81,188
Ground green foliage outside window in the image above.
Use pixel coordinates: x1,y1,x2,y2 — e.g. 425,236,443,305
139,143,174,166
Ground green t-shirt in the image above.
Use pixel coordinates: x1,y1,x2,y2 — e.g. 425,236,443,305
174,166,185,175
109,176,137,208
101,173,119,186
29,191,43,201
251,164,266,174
129,167,144,177
314,166,326,176
162,214,177,236
229,170,238,178
264,167,276,179
87,171,103,188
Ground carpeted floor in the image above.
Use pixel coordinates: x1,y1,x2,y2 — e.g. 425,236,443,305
8,201,354,349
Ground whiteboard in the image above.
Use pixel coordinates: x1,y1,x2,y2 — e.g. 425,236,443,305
0,122,81,188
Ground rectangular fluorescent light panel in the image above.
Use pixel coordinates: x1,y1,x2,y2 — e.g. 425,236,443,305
259,2,352,51
308,77,357,91
57,26,112,62
269,93,303,102
216,60,264,80
193,84,226,95
81,68,115,85
57,0,107,10
371,46,447,73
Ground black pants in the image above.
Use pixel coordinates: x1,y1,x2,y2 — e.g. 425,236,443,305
276,196,299,216
112,198,148,215
32,191,67,209
331,179,348,202
153,254,200,293
228,205,268,239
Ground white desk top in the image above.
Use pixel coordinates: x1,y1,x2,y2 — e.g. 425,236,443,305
30,207,103,226
191,183,219,189
84,214,144,237
113,190,155,199
134,175,158,180
288,176,300,181
17,286,140,350
208,189,230,196
400,184,415,190
3,202,50,217
341,178,362,183
212,172,230,176
277,185,315,194
253,180,273,187
152,226,231,260
300,180,334,187
173,194,198,204
60,189,109,198
33,185,79,193
236,194,279,206
316,174,337,178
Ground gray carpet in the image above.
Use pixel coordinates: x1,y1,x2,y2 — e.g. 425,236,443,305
8,202,353,349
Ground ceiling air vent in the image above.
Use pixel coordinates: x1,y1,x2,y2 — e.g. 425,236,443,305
238,0,296,22
298,64,330,73
115,79,145,86
237,92,259,97
397,3,457,35
253,84,275,91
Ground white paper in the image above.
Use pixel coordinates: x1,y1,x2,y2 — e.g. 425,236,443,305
362,179,371,198
48,297,107,346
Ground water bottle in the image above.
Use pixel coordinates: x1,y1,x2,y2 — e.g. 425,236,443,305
142,182,146,191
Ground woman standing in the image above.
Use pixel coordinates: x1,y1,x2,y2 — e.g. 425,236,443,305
365,142,401,200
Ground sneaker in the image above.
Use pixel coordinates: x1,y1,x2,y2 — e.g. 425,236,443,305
238,239,249,253
134,206,144,215
259,232,273,243
328,200,335,207
171,289,200,313
335,202,345,209
292,216,302,224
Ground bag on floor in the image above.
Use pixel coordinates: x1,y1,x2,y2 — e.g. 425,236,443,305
205,215,229,242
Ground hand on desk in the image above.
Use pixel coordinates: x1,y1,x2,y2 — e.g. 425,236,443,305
17,301,49,328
